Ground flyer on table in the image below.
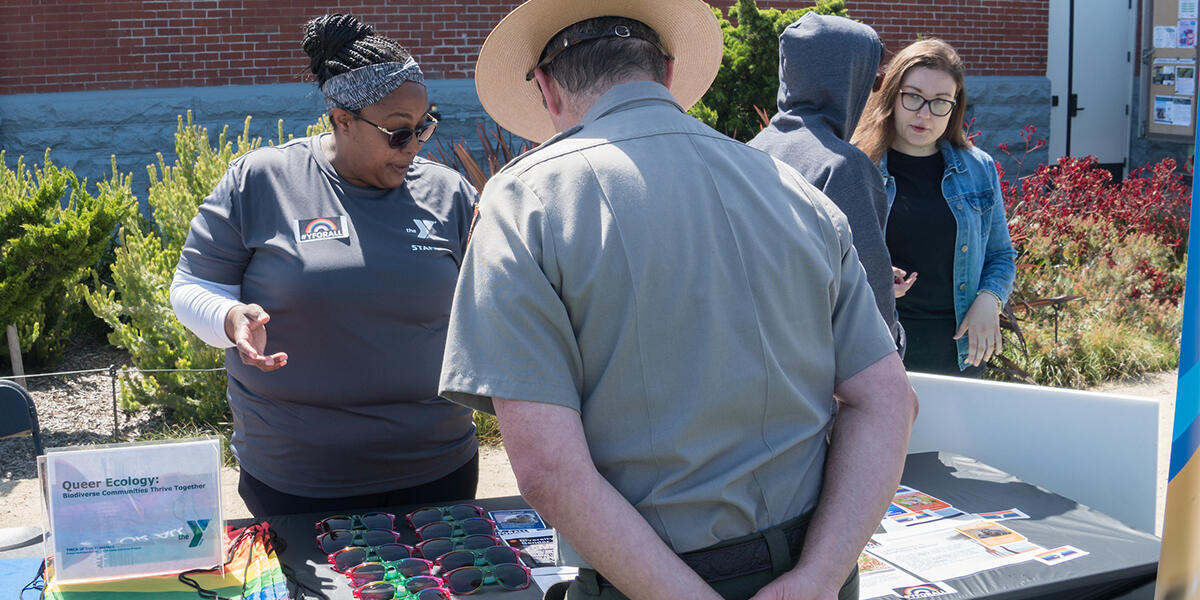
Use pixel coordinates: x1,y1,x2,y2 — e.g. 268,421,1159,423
42,438,223,583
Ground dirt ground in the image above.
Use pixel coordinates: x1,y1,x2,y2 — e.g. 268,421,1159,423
0,370,1177,534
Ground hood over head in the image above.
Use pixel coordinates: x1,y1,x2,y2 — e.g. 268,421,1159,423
773,13,882,140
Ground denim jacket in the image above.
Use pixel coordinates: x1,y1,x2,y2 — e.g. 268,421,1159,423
881,142,1017,370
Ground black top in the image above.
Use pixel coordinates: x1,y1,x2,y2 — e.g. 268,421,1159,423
886,149,956,320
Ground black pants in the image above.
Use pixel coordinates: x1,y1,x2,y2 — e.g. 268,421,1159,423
899,316,984,378
237,452,479,518
564,513,858,600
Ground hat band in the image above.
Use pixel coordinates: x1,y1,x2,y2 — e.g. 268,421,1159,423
525,25,674,81
322,58,425,113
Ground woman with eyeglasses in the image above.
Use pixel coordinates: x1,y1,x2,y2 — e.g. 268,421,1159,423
170,13,479,517
851,39,1016,377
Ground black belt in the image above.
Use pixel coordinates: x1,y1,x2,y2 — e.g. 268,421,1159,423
596,512,812,586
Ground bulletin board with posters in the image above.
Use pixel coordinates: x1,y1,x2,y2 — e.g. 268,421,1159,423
1146,0,1200,140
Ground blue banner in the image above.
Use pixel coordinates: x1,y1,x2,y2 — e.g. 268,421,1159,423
1170,154,1200,481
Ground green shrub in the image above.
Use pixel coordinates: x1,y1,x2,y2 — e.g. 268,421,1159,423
992,155,1189,387
0,151,134,366
998,224,1183,388
80,113,272,423
688,0,848,140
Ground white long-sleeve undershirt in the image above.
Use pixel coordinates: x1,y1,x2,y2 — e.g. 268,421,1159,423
169,270,242,349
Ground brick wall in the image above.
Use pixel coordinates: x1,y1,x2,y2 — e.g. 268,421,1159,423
2,0,1046,95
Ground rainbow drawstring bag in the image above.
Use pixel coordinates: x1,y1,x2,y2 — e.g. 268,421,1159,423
38,522,291,600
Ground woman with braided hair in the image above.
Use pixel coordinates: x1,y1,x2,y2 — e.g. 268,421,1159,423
170,13,479,517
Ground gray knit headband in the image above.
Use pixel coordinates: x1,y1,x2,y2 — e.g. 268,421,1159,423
321,58,425,113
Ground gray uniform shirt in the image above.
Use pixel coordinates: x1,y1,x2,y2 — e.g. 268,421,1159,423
179,134,477,498
439,82,896,565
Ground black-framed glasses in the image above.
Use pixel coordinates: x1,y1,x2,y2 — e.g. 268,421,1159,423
526,24,674,80
354,112,438,148
898,92,956,117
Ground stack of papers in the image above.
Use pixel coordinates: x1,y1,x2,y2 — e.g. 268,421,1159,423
858,486,1088,599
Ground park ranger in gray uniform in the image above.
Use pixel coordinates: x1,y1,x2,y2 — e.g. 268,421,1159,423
440,1,918,599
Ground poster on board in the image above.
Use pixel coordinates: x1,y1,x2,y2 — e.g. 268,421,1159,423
1176,62,1196,94
1179,20,1198,47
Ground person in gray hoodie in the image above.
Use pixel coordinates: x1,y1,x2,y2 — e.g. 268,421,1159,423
749,13,903,353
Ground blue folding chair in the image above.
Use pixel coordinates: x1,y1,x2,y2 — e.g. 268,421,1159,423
0,379,43,458
0,380,44,551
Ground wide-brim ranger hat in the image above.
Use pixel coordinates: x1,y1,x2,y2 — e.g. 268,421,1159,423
475,0,724,143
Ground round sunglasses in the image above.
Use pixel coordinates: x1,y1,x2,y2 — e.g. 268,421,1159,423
317,512,396,533
434,544,522,572
416,534,504,562
317,528,404,555
352,578,450,600
329,543,418,573
442,562,532,595
406,504,485,529
345,558,434,588
415,517,496,541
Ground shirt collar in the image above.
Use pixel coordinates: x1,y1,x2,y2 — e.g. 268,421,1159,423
580,81,685,126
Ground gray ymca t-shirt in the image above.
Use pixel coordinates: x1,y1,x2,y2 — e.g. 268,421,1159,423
178,134,477,498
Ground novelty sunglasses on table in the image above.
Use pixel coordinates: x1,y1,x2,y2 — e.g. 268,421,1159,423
317,512,396,533
434,544,523,572
416,534,504,561
330,543,418,573
353,112,439,148
406,504,486,528
345,559,435,588
415,517,497,540
352,578,451,600
442,563,533,595
317,528,405,554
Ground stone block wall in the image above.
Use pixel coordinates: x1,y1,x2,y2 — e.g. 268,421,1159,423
0,80,487,207
963,76,1052,180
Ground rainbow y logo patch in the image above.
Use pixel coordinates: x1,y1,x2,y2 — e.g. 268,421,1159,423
296,216,349,243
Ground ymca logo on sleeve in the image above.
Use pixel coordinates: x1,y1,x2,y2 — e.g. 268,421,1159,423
295,216,350,243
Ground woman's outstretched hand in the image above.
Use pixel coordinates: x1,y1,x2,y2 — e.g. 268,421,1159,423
225,303,289,372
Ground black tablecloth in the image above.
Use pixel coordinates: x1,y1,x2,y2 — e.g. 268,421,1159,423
261,452,1159,600
893,452,1159,600
1,451,1161,599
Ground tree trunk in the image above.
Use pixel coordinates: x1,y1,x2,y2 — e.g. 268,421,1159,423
6,324,27,389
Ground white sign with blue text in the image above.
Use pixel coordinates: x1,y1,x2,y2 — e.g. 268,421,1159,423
41,437,223,583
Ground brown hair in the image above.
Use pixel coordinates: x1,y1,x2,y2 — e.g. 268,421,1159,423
851,38,969,163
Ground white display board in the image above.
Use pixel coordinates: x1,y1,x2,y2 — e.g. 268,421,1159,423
39,437,224,583
907,374,1161,534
